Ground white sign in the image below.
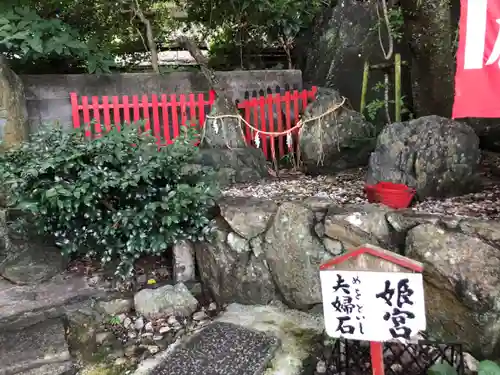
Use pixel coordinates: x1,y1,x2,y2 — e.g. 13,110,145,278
320,270,426,342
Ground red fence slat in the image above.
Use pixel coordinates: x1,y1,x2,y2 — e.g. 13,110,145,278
170,94,179,139
102,96,111,132
70,86,318,161
160,94,170,145
151,94,160,142
70,93,80,129
112,96,121,131
91,96,101,136
141,94,150,132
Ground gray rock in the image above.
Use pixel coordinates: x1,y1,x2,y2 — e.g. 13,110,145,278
0,318,73,374
367,115,481,199
322,237,343,255
195,217,277,305
299,87,376,175
195,148,269,185
96,331,115,345
0,210,66,285
406,224,500,359
386,210,461,233
325,204,393,247
458,219,500,244
0,275,105,330
324,213,381,251
98,298,133,316
263,202,331,307
218,197,278,239
135,317,145,331
172,240,195,283
301,1,385,115
134,283,198,320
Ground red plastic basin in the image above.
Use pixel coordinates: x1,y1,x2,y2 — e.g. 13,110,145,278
364,181,416,209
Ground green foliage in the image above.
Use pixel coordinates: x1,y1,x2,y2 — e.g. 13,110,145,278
0,123,219,278
428,360,500,375
364,80,412,122
0,5,114,73
428,363,458,375
479,360,500,375
180,0,323,67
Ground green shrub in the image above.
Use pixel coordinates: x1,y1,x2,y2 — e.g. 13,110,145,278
0,123,219,277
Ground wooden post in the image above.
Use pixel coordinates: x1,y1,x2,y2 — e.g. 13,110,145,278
360,60,370,114
370,342,385,375
394,53,402,122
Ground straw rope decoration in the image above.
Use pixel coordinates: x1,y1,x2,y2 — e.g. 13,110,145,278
203,96,347,172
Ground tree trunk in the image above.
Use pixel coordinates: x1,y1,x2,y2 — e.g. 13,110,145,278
177,36,246,148
132,1,159,74
0,56,28,151
400,0,457,117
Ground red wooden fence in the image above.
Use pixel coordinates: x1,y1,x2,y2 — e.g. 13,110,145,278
70,86,317,160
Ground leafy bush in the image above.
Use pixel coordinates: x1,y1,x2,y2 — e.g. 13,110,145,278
0,123,219,277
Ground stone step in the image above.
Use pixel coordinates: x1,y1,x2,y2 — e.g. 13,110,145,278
133,302,324,375
0,275,107,331
0,318,74,375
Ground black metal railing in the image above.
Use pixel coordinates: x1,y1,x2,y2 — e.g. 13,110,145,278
326,339,464,375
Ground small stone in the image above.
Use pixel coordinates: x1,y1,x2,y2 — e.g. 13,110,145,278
208,302,217,311
172,240,196,282
136,274,147,284
134,283,199,319
192,311,208,321
99,299,133,315
155,267,170,279
144,321,154,332
174,328,186,339
127,331,137,339
159,326,171,334
123,317,132,328
464,352,479,372
316,360,327,374
134,317,145,331
147,345,160,354
107,349,125,359
153,335,164,341
141,332,154,338
124,345,137,357
167,316,178,325
96,331,115,345
115,357,128,366
117,313,128,322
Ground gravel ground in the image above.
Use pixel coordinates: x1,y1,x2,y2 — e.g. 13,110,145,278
222,152,500,220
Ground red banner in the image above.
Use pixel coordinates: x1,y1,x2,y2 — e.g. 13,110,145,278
453,0,500,118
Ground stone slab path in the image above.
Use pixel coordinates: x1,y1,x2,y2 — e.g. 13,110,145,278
134,302,324,375
150,322,280,375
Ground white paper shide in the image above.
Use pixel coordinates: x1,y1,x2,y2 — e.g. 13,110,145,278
320,270,426,342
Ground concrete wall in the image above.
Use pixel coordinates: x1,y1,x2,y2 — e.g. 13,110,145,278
20,70,303,131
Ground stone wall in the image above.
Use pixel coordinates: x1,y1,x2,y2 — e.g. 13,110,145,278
194,196,500,360
20,70,303,132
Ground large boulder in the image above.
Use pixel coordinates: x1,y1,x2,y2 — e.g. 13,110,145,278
195,215,278,306
195,147,269,186
299,87,376,175
367,115,481,199
263,202,332,308
406,223,500,359
299,1,388,112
